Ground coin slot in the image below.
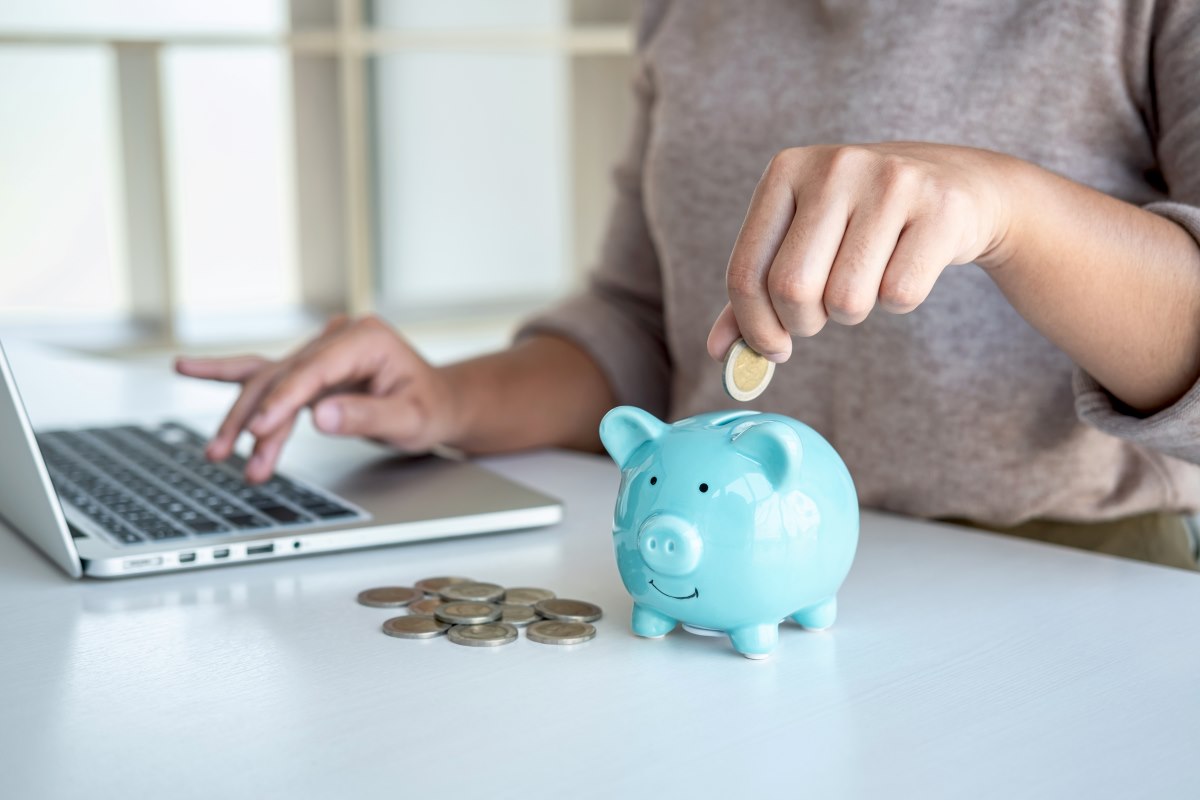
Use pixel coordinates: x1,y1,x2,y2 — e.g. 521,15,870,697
246,543,275,556
178,552,196,563
212,548,230,559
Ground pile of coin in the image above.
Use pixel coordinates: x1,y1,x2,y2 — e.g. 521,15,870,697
356,576,602,649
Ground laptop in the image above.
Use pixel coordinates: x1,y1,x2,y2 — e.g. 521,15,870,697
0,340,563,579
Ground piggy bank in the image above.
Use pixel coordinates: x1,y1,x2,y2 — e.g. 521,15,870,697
599,406,859,659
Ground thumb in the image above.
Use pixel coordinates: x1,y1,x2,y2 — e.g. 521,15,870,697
313,394,426,448
706,303,742,362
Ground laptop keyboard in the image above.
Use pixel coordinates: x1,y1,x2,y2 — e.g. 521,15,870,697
37,422,365,546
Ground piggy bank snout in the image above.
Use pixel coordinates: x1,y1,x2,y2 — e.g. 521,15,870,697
638,516,703,577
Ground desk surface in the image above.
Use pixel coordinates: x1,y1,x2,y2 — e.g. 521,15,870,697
1,341,1198,799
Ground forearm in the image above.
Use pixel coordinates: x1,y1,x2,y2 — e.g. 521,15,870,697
440,334,616,455
981,158,1200,413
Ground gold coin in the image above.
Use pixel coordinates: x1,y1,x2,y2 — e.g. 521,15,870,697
534,598,603,623
499,604,540,627
722,338,775,402
502,587,556,606
382,615,450,639
447,622,519,647
407,597,444,616
356,586,421,608
438,582,506,603
414,576,473,595
435,601,502,625
527,620,597,646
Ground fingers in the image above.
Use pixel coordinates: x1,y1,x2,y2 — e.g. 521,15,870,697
247,319,406,441
720,146,969,347
313,393,429,451
878,219,957,314
725,154,803,362
175,355,270,383
206,367,282,461
243,414,296,484
765,197,849,337
706,304,741,362
822,193,908,326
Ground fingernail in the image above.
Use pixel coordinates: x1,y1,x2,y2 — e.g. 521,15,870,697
314,403,341,433
762,351,790,363
248,410,269,433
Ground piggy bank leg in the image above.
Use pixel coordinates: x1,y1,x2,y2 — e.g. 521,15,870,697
790,596,837,631
631,604,677,639
728,623,779,659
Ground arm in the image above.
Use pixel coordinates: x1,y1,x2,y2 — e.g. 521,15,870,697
441,334,615,454
177,320,614,483
984,160,1200,413
706,142,1200,415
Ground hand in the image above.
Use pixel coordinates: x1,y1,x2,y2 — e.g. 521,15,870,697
707,142,1013,362
175,315,461,483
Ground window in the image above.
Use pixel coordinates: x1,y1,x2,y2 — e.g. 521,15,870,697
0,0,634,357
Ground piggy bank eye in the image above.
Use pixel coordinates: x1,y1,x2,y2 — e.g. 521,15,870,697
649,476,657,486
698,483,709,493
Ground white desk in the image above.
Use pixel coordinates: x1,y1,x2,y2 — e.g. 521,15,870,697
1,341,1198,799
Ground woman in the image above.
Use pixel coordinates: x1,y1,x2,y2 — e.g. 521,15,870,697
178,1,1200,568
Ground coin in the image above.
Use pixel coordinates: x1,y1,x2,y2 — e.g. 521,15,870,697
499,603,540,627
357,586,421,608
534,598,603,623
407,597,444,616
527,620,597,646
435,601,502,625
438,581,505,603
503,587,556,606
382,615,450,639
415,576,474,595
722,338,775,402
447,622,518,647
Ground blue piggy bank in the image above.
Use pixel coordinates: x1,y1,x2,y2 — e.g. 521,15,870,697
599,406,859,659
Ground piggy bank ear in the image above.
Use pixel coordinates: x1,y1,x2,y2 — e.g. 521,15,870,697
599,406,668,469
731,420,802,487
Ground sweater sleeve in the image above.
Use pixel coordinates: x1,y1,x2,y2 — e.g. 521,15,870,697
513,2,672,418
1073,0,1200,462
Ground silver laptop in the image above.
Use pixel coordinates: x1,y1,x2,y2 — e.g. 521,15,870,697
0,341,562,578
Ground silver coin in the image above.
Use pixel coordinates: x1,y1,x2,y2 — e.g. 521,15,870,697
415,576,474,596
435,601,502,625
502,587,556,606
534,598,603,623
447,622,518,647
382,615,450,639
499,603,540,627
527,620,597,646
722,338,775,402
407,597,444,616
439,581,506,603
357,586,421,608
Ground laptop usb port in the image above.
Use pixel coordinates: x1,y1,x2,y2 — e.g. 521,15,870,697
178,552,196,564
212,548,230,559
246,543,275,556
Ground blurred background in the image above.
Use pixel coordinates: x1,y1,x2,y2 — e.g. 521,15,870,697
0,0,636,366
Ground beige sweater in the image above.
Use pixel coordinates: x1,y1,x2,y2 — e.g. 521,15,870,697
520,0,1200,526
